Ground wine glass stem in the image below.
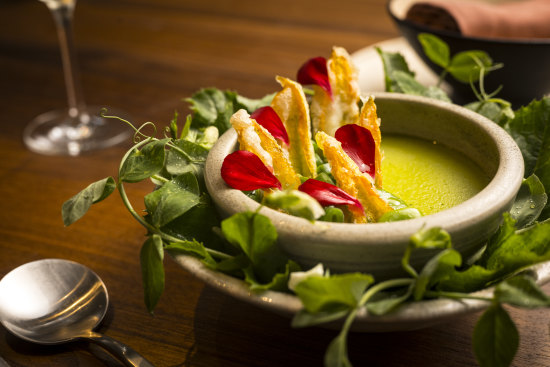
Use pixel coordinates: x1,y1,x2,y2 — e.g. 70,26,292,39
46,1,87,119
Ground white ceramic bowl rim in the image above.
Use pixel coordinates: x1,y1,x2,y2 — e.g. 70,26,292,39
205,92,524,249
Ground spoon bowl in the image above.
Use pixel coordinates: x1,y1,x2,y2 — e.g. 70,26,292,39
0,259,153,367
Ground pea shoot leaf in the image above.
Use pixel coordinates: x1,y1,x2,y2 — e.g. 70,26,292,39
62,176,116,226
221,211,287,283
494,274,550,308
120,139,169,183
503,97,550,220
473,304,518,367
293,273,373,314
140,234,165,314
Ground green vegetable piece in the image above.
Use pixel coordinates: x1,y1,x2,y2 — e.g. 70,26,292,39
291,308,349,328
413,248,461,300
378,207,422,222
448,50,492,83
494,274,550,308
263,190,325,221
164,239,217,268
504,97,550,220
318,207,345,223
243,260,301,292
465,99,515,127
418,33,450,68
221,211,288,283
365,284,414,316
144,173,201,227
293,273,374,314
392,71,451,102
375,47,414,93
402,227,452,278
62,177,116,226
165,139,209,178
324,331,352,367
140,235,165,314
510,174,548,229
185,88,235,134
473,303,518,367
119,138,169,183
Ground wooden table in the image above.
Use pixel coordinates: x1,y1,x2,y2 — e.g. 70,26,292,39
1,0,549,366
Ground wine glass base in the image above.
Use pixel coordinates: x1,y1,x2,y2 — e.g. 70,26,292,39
23,106,133,156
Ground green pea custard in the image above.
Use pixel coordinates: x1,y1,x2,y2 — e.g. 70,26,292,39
381,135,489,216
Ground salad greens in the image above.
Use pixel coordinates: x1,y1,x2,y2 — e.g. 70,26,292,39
62,34,550,367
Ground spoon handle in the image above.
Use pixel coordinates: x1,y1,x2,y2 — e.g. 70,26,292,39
87,332,154,367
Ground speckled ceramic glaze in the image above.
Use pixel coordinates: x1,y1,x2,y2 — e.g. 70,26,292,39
204,93,524,280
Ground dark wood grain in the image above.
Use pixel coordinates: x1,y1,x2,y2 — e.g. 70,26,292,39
1,0,550,366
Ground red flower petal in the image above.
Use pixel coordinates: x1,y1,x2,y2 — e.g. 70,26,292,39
250,106,290,145
298,179,363,212
297,57,332,97
335,124,376,179
221,150,282,191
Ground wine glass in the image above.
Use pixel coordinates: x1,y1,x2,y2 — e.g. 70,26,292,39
23,0,132,156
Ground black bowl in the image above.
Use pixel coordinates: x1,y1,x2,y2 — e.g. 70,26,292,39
387,0,550,108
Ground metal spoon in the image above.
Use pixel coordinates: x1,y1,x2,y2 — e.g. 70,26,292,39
0,259,153,367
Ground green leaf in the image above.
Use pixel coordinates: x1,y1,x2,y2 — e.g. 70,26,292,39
505,97,550,220
375,47,415,93
221,211,288,283
473,303,518,367
160,195,225,251
235,92,275,112
365,284,414,315
418,33,450,68
510,175,547,229
402,227,452,277
62,177,116,226
464,100,514,127
392,70,451,102
324,332,352,367
119,139,168,183
185,88,235,134
291,308,349,328
243,260,301,292
165,139,209,178
144,173,201,227
448,50,492,83
494,274,550,308
440,216,550,292
140,235,165,313
164,239,216,267
293,273,374,314
414,248,462,300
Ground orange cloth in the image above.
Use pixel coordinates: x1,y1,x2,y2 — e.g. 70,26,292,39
406,0,550,39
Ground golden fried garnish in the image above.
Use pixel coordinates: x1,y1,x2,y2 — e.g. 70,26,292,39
310,46,360,136
231,109,301,189
315,131,393,223
271,76,317,178
358,96,383,188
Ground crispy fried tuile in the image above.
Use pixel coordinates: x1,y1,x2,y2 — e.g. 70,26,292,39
310,46,360,136
231,109,301,190
315,131,393,223
271,76,317,178
358,96,383,188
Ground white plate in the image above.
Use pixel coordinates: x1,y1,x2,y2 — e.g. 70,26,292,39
174,253,550,332
173,38,546,332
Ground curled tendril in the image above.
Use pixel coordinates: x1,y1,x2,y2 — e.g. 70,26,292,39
132,122,157,143
100,108,157,143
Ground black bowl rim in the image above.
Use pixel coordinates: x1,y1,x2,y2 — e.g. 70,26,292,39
386,0,550,46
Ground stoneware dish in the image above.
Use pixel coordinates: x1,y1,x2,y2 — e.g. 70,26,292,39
204,92,524,281
387,0,550,108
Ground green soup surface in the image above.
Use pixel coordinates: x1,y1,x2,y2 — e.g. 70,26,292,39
381,135,489,216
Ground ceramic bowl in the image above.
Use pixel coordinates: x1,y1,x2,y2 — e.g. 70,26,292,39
387,0,550,108
204,92,524,280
